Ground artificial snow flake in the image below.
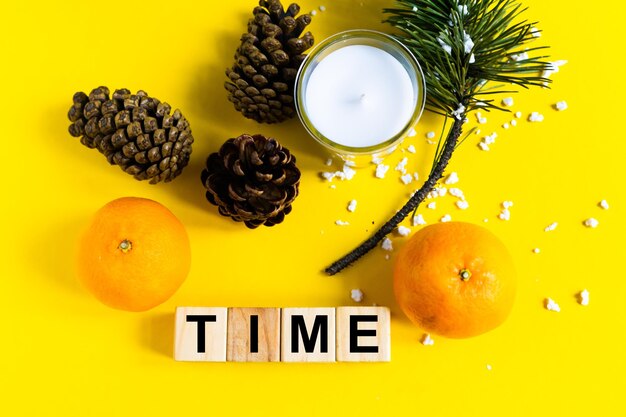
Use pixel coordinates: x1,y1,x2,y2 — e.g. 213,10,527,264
351,289,364,303
397,226,411,237
426,131,436,139
578,289,590,306
583,218,599,228
421,334,435,346
456,200,469,210
440,214,452,223
375,164,390,179
599,199,609,210
444,171,459,185
400,173,414,185
347,200,357,213
412,213,426,226
555,101,568,111
335,220,350,226
545,298,561,312
544,222,558,232
381,237,393,251
407,144,417,153
396,157,409,174
502,97,514,107
528,112,544,122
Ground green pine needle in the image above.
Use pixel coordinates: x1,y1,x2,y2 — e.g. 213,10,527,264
384,0,551,116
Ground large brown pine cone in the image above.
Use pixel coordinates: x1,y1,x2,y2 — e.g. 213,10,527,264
225,0,314,123
201,134,300,228
67,86,194,184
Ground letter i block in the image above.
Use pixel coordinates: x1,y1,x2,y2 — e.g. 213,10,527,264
227,308,281,362
336,307,391,362
281,308,336,362
174,307,228,362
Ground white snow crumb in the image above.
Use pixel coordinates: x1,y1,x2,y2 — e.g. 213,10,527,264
483,132,498,145
347,199,357,213
578,289,590,306
458,4,469,16
436,187,447,197
444,171,459,185
413,172,420,181
486,364,493,371
475,129,481,135
515,111,522,118
449,188,465,199
510,51,529,61
544,222,558,232
528,112,544,122
478,142,490,151
545,298,561,312
476,112,488,124
427,202,437,210
381,237,393,251
427,140,437,145
396,157,409,174
371,156,384,165
502,97,514,107
456,200,469,210
437,38,452,55
412,213,426,226
407,144,417,153
510,119,518,127
310,10,317,16
412,6,418,12
440,214,452,223
343,164,356,180
329,184,336,189
583,218,599,228
533,248,541,254
503,123,510,129
335,220,350,226
397,225,411,237
498,209,511,221
319,5,326,12
344,160,356,167
555,101,568,111
400,173,414,185
542,60,568,79
502,201,514,209
351,289,364,303
325,158,333,166
530,26,541,37
421,334,435,346
321,172,336,181
452,103,466,119
375,164,390,179
599,199,609,210
407,128,417,137
426,131,436,139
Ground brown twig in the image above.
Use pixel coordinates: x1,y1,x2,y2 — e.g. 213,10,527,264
324,116,464,275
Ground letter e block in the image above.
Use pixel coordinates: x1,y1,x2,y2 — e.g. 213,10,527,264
227,308,281,362
174,307,228,362
336,307,390,362
281,308,336,362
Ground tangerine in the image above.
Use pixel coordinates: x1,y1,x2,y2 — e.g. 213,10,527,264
393,222,516,338
77,197,191,312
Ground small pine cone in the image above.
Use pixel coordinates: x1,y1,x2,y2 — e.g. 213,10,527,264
225,0,314,123
67,86,194,184
201,134,300,228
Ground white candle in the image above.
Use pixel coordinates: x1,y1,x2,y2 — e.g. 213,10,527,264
304,45,416,148
296,31,425,161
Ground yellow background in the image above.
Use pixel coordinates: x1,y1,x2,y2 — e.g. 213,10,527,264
2,0,625,415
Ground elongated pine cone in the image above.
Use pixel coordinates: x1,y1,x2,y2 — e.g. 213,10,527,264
67,86,194,184
225,0,314,123
201,134,300,228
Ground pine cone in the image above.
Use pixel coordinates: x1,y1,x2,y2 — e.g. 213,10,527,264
201,134,300,228
67,86,194,184
225,0,314,124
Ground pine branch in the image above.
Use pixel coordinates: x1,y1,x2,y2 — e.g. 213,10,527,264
324,0,551,275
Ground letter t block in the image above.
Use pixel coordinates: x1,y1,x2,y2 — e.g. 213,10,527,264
174,307,228,362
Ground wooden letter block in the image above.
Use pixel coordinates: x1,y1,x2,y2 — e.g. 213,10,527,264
174,307,228,362
227,308,281,362
336,307,391,362
281,308,336,362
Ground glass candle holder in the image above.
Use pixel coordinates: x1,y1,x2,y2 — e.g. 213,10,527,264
295,30,426,165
